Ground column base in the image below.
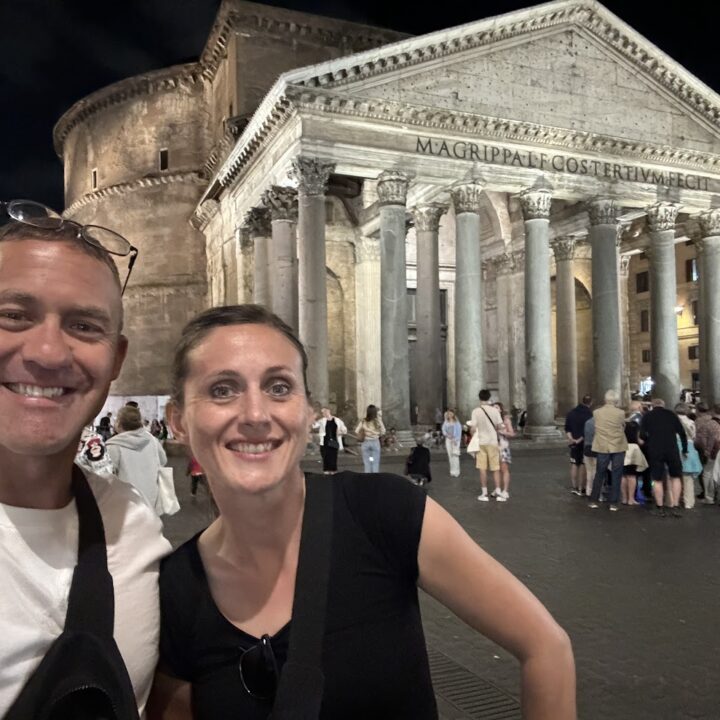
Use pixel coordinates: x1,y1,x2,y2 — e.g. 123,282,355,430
395,430,416,447
524,424,562,440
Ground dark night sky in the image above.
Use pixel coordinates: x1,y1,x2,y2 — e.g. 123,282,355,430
1,0,718,210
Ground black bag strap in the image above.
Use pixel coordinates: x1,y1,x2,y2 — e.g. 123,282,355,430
65,464,115,637
479,405,500,442
270,473,334,720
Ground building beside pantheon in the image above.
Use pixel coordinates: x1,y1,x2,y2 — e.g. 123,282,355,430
54,0,720,435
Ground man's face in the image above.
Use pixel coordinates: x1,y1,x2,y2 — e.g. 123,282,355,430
0,239,127,457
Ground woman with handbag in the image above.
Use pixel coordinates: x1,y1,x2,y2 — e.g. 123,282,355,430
315,406,347,474
148,304,576,720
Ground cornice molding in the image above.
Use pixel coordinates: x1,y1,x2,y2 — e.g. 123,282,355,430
63,171,206,216
53,64,204,156
199,6,405,83
292,1,720,134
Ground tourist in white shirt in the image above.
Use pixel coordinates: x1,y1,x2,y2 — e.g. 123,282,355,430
467,389,504,502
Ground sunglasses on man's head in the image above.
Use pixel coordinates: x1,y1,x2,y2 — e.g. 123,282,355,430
0,199,138,295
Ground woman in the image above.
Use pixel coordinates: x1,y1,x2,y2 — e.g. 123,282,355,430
621,416,647,505
148,304,575,720
441,410,462,477
354,405,386,473
494,402,515,502
106,405,167,510
314,406,347,474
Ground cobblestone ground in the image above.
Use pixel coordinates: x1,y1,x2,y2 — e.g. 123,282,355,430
163,444,720,719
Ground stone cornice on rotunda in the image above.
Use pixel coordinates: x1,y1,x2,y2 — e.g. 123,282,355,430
53,63,203,157
206,0,720,209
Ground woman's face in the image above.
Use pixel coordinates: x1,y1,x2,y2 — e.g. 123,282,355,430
169,323,313,497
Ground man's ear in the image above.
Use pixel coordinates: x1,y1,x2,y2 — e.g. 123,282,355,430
166,400,188,444
111,335,129,381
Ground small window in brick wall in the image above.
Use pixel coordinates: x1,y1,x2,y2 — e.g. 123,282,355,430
640,309,649,333
636,271,649,293
692,300,699,326
641,349,651,363
689,345,700,360
91,168,98,190
159,148,169,171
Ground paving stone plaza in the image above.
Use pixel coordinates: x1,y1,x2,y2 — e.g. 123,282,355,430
163,445,720,720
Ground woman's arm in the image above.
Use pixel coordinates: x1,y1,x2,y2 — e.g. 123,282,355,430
418,499,576,720
501,416,515,438
146,671,192,720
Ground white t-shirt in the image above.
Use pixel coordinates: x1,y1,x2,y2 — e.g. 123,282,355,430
469,404,503,446
0,469,171,715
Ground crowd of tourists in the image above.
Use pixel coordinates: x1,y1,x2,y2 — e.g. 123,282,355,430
564,392,720,516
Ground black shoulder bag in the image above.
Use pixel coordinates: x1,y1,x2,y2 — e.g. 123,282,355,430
270,473,334,720
5,466,140,720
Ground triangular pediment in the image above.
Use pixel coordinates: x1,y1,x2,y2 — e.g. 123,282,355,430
283,0,720,154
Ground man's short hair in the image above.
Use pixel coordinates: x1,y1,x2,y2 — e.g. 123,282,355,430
651,398,665,407
604,389,619,405
582,394,592,405
479,389,491,402
674,402,689,415
116,406,143,432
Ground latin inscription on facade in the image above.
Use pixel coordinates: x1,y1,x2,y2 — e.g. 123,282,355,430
415,136,712,191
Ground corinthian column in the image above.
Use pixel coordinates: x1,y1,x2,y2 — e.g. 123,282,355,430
262,185,298,330
244,206,271,307
290,157,335,405
587,198,622,399
551,236,578,415
377,170,412,431
354,237,382,415
450,181,484,422
520,178,557,437
411,203,447,425
697,209,720,405
646,201,681,407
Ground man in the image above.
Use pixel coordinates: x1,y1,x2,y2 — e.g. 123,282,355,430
694,402,720,505
564,394,593,495
0,205,169,715
639,398,687,518
468,389,504,502
589,389,627,512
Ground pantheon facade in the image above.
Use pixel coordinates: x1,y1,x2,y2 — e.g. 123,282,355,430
54,0,720,435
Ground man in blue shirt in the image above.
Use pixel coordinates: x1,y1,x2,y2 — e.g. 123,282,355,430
564,395,593,495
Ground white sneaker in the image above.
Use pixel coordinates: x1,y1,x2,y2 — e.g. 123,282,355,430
491,488,501,497
501,490,510,500
477,494,489,502
495,494,507,502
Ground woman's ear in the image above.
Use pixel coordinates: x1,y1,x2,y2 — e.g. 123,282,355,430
166,401,188,444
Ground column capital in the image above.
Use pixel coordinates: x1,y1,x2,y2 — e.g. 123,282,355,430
519,177,553,220
354,237,381,264
494,249,526,275
586,197,618,226
697,208,720,238
450,181,484,215
646,201,681,233
243,206,271,237
550,236,577,261
376,170,411,206
289,157,335,196
262,185,298,222
411,203,448,232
